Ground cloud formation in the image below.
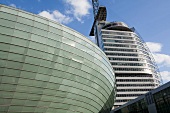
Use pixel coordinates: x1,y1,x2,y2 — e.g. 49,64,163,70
38,10,73,24
146,42,170,83
153,53,170,67
9,4,16,8
160,71,170,83
38,0,91,24
146,42,170,67
146,42,162,53
65,0,92,22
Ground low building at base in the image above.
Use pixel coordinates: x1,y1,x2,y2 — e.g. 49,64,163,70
111,81,170,113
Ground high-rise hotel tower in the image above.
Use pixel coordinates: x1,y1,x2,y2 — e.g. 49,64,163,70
90,6,161,108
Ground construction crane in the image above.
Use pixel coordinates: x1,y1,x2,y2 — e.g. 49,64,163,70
92,0,99,19
90,0,107,36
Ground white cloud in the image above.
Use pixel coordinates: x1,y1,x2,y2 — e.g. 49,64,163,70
38,10,73,24
153,53,170,67
146,42,162,53
9,4,16,8
160,71,170,83
65,0,91,22
38,0,91,24
146,42,170,67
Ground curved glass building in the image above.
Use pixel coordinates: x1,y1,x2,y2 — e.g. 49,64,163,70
0,5,116,113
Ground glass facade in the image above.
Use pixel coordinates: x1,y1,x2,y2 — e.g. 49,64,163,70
0,5,116,113
114,98,149,113
153,86,170,113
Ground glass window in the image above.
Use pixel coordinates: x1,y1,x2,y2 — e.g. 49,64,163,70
11,37,28,47
48,32,62,41
13,29,31,40
31,34,47,44
40,60,51,67
0,12,17,21
70,60,82,69
0,59,6,67
1,76,19,83
25,56,42,65
74,37,86,45
18,11,33,20
22,64,39,72
62,26,74,34
20,71,36,79
6,60,22,69
62,37,75,47
0,19,15,28
10,45,25,54
0,51,8,59
45,46,55,54
61,43,73,53
33,28,47,37
59,50,72,59
27,49,44,58
0,34,12,43
0,26,14,36
35,74,50,81
8,53,24,62
15,23,33,33
34,21,48,31
46,38,56,47
49,76,63,84
49,21,61,29
0,43,10,51
49,26,62,35
17,16,34,26
34,16,48,25
0,7,18,15
29,41,46,51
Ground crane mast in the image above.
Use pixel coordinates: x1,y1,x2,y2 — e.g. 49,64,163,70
92,0,99,19
90,0,107,36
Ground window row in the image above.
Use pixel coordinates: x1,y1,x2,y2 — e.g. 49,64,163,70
102,36,133,40
117,89,152,92
109,57,142,61
103,39,135,44
111,62,145,66
115,100,130,103
116,79,154,82
105,52,138,57
101,31,133,36
116,74,153,78
117,84,155,87
117,94,142,97
115,67,148,72
104,43,137,48
105,48,137,52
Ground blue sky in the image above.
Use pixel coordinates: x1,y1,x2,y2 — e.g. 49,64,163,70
0,0,170,84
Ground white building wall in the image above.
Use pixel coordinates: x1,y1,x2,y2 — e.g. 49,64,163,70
98,25,160,107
